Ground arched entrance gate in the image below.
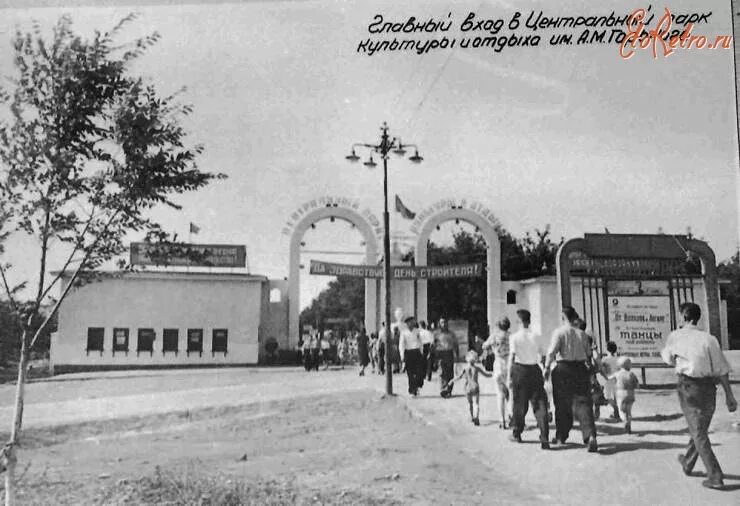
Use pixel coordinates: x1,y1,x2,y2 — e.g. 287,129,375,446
283,197,382,348
410,198,504,333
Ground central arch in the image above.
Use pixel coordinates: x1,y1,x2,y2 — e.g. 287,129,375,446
415,208,502,334
288,206,380,349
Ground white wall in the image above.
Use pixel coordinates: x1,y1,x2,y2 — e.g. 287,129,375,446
500,279,560,349
51,272,264,370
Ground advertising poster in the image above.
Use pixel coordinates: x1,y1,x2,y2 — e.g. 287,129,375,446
607,295,672,364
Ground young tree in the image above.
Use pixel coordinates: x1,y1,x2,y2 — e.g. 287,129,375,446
0,15,224,503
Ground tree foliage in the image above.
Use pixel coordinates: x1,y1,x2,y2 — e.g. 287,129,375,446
0,15,223,502
426,226,560,338
300,276,366,333
718,253,740,347
718,253,740,306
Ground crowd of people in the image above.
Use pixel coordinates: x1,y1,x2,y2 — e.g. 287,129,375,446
298,302,736,489
298,330,367,371
309,302,736,490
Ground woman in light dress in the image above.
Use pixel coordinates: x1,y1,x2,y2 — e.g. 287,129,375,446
483,317,512,429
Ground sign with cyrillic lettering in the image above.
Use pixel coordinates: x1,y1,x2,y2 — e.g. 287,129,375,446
308,260,483,279
130,242,246,267
607,296,671,365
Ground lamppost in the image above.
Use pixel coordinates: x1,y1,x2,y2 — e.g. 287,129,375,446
346,122,423,395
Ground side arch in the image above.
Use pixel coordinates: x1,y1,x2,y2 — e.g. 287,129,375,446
288,207,380,348
414,208,502,333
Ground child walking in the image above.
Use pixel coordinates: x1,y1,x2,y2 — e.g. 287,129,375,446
600,341,621,420
450,351,492,426
610,357,640,434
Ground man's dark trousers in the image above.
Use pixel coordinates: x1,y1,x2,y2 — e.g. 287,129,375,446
511,363,549,442
551,361,595,443
423,343,434,381
438,350,454,391
677,374,723,483
310,349,320,371
404,349,425,394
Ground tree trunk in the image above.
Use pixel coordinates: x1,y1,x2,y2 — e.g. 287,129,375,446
4,328,29,506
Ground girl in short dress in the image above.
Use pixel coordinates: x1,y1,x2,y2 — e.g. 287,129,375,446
483,317,512,429
600,341,621,420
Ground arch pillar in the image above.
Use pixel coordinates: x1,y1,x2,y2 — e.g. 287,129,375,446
415,209,502,332
288,208,379,349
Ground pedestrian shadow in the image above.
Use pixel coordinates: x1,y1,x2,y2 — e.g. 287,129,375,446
632,413,683,422
594,423,688,437
597,441,685,455
632,428,689,437
682,472,740,490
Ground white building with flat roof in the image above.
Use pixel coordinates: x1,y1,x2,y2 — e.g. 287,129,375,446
50,270,289,373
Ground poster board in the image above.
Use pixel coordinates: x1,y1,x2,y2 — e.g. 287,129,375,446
606,281,672,365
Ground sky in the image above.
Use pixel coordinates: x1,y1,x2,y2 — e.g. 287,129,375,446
0,0,739,309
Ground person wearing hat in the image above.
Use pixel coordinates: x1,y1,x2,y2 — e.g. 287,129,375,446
661,302,737,490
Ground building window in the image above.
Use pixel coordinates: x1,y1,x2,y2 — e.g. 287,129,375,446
163,328,179,355
187,329,203,356
86,328,104,355
112,328,129,355
212,329,228,355
270,288,282,303
137,328,155,356
506,290,517,305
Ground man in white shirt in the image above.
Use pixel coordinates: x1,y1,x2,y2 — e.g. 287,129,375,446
507,309,550,449
661,302,737,490
399,316,424,396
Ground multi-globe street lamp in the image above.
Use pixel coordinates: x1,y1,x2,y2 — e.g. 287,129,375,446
346,122,423,395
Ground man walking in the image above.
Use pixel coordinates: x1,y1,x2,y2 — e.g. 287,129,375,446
661,302,737,490
507,309,550,449
418,321,435,381
377,323,387,374
400,316,424,395
309,333,321,372
544,306,598,452
435,317,459,397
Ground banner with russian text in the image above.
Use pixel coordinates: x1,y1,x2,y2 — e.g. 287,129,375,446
130,242,246,268
309,260,483,279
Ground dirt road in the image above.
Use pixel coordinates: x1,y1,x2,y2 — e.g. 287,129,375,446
0,364,738,504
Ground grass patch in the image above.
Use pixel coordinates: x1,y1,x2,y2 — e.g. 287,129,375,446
96,466,400,505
